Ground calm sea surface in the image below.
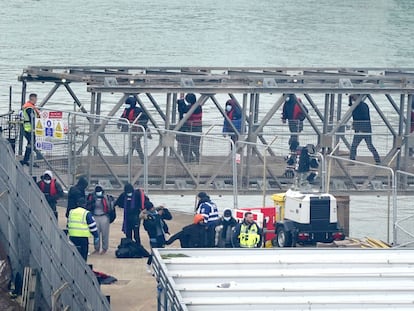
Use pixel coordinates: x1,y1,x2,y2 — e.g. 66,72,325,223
1,0,413,240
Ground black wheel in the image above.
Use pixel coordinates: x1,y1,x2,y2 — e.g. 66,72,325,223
276,226,293,247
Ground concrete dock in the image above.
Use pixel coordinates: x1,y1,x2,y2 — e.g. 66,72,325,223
57,205,192,311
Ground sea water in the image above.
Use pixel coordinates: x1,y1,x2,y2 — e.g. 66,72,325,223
1,0,413,241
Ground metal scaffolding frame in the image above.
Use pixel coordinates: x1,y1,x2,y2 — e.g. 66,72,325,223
18,67,414,193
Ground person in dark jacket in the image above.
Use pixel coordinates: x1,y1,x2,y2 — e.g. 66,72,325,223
166,214,215,248
114,183,152,245
195,192,219,228
177,93,202,163
349,94,381,164
281,94,307,151
37,170,64,219
215,209,238,248
141,203,173,272
222,99,243,144
118,96,150,163
66,176,88,217
142,204,173,248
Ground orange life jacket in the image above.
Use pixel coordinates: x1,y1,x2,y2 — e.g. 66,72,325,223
39,179,57,196
22,101,40,117
187,111,202,127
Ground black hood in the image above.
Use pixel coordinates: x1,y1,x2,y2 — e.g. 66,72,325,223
77,176,88,190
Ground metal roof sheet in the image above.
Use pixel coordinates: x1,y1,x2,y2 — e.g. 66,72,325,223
152,248,414,311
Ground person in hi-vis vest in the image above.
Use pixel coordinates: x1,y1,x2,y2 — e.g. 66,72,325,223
232,212,263,248
67,197,99,261
21,93,40,166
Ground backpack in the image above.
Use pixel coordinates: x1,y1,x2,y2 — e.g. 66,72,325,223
115,238,150,258
106,195,116,223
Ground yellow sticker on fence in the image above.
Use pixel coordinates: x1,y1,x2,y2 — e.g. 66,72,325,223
35,119,44,136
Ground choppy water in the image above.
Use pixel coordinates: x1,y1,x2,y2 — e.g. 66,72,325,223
1,0,413,241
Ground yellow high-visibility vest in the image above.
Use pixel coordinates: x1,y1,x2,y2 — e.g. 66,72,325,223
68,208,90,238
22,102,39,132
238,223,260,248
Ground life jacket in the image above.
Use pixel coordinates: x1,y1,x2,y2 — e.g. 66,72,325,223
22,101,40,132
67,208,90,237
238,222,260,248
292,99,306,121
122,109,137,123
187,110,202,127
87,194,110,213
39,180,57,196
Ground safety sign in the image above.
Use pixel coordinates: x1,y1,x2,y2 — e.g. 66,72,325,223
35,110,66,139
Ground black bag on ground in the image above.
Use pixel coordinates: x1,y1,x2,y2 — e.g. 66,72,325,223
115,238,150,258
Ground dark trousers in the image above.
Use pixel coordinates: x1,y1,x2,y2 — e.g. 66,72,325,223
70,236,89,261
125,218,141,245
23,131,35,163
147,236,165,266
132,134,144,163
350,132,380,163
288,120,303,151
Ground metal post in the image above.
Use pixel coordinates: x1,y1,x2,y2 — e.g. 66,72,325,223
232,139,238,209
143,128,148,193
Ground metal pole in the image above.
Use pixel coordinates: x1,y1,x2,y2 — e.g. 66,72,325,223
143,127,148,193
232,139,238,209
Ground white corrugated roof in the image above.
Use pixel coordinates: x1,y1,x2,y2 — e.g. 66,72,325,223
152,248,414,311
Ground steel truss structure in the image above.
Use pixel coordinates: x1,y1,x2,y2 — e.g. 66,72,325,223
18,67,414,193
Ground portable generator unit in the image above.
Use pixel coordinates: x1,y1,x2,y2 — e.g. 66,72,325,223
275,189,345,247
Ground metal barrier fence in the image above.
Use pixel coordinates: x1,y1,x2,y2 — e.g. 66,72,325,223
2,108,414,196
0,136,110,310
326,154,398,245
395,170,414,248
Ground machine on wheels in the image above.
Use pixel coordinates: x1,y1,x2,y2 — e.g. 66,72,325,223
274,189,345,247
274,144,345,247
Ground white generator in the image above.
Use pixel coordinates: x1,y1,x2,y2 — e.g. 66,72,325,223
275,189,345,247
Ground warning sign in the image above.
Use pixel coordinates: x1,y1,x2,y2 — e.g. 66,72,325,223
35,119,44,136
54,121,63,139
35,112,65,139
48,111,63,119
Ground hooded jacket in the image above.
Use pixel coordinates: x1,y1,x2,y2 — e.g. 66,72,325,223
166,222,214,248
66,176,88,217
223,99,242,133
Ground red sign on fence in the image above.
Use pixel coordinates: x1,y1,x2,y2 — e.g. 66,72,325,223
48,111,63,119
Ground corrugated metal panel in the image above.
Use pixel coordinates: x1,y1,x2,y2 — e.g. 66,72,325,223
152,249,414,311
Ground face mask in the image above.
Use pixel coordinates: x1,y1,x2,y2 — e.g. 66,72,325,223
226,105,232,112
44,179,51,184
286,96,290,102
223,216,231,221
126,192,133,197
96,191,103,197
125,104,131,109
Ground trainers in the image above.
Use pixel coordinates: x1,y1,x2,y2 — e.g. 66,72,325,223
91,250,99,255
100,250,107,255
20,160,29,166
146,264,152,273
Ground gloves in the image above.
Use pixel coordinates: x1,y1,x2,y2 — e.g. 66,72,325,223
94,237,99,245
